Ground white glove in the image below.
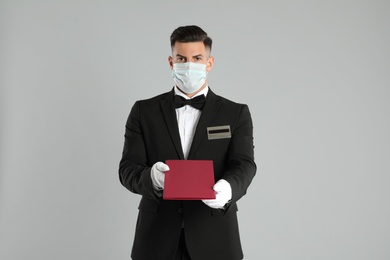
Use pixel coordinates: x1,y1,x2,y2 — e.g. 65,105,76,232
150,162,170,190
202,179,232,209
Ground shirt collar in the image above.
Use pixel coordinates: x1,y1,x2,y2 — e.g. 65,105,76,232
174,86,209,100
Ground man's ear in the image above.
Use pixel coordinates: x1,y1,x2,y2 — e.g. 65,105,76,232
206,56,214,73
168,56,173,69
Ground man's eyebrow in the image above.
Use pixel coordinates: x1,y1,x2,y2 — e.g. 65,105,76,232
175,54,204,58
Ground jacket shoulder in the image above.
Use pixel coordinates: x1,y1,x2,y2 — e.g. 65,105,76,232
212,91,248,109
137,90,172,105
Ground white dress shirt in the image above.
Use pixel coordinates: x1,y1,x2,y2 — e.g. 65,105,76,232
174,86,209,159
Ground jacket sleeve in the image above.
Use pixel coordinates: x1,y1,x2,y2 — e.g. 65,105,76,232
223,104,257,204
118,101,159,200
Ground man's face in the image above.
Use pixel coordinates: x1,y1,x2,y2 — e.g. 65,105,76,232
168,41,214,73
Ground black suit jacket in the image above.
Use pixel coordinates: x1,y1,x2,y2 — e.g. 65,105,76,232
119,88,256,260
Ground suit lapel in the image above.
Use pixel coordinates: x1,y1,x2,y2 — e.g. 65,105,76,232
160,89,185,159
188,90,221,159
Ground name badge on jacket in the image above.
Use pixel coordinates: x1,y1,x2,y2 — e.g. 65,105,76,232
207,125,231,140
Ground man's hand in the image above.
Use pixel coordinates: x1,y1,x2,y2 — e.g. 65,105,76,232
202,179,232,209
151,162,170,190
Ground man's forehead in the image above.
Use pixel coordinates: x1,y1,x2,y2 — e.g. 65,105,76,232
172,42,210,55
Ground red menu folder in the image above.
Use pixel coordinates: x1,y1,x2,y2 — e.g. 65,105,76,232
163,160,216,200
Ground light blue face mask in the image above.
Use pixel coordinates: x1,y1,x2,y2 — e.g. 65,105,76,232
172,62,207,94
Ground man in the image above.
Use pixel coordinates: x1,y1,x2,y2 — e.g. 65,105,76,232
119,25,256,260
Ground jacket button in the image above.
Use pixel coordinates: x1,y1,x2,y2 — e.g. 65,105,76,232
178,208,183,214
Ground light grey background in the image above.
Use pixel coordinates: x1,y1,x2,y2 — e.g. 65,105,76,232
1,1,389,259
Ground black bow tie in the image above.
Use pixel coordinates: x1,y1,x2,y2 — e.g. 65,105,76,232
174,95,206,110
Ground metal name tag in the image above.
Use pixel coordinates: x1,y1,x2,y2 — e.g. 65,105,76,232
207,125,231,140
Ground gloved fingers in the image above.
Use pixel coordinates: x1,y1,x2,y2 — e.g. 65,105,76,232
151,161,168,190
202,197,216,203
156,162,170,172
213,179,230,192
202,199,222,209
202,187,231,209
157,173,165,183
213,182,223,192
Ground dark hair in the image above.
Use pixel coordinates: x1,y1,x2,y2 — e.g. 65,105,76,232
170,25,212,51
